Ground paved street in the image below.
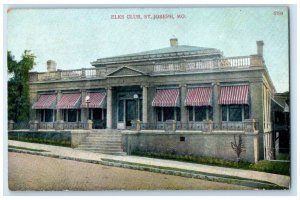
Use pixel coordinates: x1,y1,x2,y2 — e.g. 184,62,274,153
8,152,251,191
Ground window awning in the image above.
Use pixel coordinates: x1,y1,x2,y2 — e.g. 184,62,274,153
56,93,81,109
219,85,249,105
152,89,180,107
32,94,57,109
81,92,107,108
185,87,212,106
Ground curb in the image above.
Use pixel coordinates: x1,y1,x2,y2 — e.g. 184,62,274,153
8,148,286,190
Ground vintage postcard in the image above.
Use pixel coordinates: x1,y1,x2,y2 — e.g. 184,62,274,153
6,7,290,192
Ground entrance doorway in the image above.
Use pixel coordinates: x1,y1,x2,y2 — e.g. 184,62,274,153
115,86,142,129
117,98,142,129
126,100,136,127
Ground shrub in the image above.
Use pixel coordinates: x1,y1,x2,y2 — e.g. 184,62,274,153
132,151,290,176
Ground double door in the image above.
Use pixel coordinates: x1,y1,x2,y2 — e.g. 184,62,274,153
117,99,141,129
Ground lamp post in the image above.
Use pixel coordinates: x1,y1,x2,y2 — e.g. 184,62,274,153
133,94,139,120
85,95,90,121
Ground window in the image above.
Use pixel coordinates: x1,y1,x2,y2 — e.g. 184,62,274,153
222,105,250,122
222,105,227,121
63,109,80,122
244,105,249,120
157,107,162,122
45,110,53,122
164,107,174,121
229,105,242,121
40,109,54,122
208,106,213,120
68,109,77,122
63,110,67,122
188,106,212,122
156,107,180,122
188,107,193,121
195,106,206,121
40,110,45,122
176,108,181,121
77,110,81,122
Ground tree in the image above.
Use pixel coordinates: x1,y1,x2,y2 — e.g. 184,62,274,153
8,50,35,122
230,135,245,162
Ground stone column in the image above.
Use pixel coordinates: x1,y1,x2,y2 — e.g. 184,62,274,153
180,84,188,123
81,89,88,122
142,85,148,123
212,83,221,124
106,86,113,129
56,90,62,121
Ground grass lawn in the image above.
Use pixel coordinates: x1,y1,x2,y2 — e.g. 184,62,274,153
132,151,290,176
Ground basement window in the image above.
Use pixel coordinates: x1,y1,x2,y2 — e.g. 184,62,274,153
180,136,185,142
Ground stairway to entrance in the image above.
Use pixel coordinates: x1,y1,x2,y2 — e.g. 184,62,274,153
76,129,126,155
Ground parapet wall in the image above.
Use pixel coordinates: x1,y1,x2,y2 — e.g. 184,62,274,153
122,131,259,163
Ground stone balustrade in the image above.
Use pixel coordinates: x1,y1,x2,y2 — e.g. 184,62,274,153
135,119,258,133
29,55,263,82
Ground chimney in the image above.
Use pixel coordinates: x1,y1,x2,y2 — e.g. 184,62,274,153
47,60,57,72
256,40,264,56
170,38,178,47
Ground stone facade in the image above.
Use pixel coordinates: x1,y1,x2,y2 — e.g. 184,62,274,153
28,39,275,160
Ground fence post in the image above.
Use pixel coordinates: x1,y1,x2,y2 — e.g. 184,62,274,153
172,120,177,132
55,120,64,130
30,120,39,131
87,120,93,130
136,120,141,131
8,120,14,130
204,120,213,133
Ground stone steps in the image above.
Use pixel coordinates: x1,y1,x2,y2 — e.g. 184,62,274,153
76,129,126,155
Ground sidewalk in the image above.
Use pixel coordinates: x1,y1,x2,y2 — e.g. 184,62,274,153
8,140,290,188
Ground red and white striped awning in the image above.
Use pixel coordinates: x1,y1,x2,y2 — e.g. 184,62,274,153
81,92,107,108
56,93,81,109
32,94,57,109
219,85,249,105
185,87,212,106
152,89,180,107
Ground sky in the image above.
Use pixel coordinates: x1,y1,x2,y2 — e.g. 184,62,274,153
7,7,289,92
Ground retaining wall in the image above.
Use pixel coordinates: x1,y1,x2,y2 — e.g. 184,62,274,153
122,130,259,163
8,130,90,148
